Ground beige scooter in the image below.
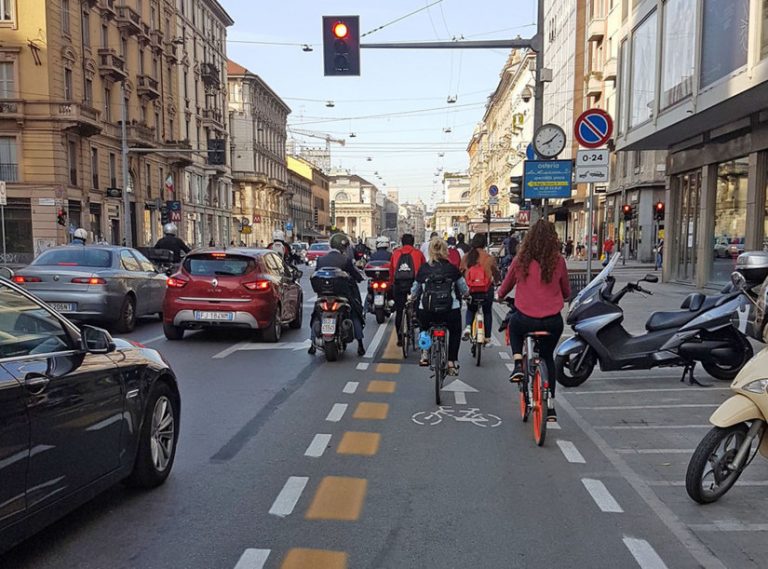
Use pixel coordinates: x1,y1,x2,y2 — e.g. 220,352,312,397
686,273,768,503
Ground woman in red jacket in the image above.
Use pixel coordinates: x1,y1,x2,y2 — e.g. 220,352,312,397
497,220,570,421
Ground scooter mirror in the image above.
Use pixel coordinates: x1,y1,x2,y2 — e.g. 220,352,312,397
643,274,659,283
731,271,747,290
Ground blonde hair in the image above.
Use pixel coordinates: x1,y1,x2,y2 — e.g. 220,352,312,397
428,237,448,263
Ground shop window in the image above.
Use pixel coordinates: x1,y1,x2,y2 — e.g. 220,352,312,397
661,0,696,108
700,0,749,88
90,202,103,242
629,10,657,128
712,157,749,283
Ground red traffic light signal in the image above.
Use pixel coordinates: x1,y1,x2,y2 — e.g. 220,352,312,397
332,22,349,39
323,16,360,76
622,204,633,220
654,201,665,220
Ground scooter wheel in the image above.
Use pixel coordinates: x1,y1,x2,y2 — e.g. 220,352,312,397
686,424,749,504
703,342,754,381
555,352,594,388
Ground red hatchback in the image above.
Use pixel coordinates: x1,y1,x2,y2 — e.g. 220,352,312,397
306,242,331,264
162,249,303,341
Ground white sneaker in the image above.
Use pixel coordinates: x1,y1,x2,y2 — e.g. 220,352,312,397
462,325,471,340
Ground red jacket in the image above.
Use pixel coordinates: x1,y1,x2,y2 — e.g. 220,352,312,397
389,245,426,286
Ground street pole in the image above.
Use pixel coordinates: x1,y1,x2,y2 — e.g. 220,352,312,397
586,183,594,280
533,0,545,221
121,82,132,247
1,205,6,263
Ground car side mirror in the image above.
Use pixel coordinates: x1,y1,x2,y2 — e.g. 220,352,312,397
0,266,14,280
643,274,659,283
81,325,116,354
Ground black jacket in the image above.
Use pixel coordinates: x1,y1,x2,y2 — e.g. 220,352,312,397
369,249,392,262
155,236,190,262
317,250,364,282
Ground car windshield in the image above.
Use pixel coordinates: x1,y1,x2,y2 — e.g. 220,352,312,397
32,248,113,268
310,243,330,251
184,254,256,276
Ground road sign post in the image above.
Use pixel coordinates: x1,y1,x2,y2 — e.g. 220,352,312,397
0,181,6,264
574,109,613,149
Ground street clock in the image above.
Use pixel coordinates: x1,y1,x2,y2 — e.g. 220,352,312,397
533,123,566,159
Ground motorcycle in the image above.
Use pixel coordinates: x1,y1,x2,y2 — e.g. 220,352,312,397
137,247,180,275
310,267,356,362
364,261,393,324
354,249,369,270
686,272,767,504
555,254,754,387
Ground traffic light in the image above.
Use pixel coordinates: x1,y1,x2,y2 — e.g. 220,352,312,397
510,176,523,206
56,208,67,226
622,204,633,221
323,16,360,76
483,208,491,224
654,201,665,221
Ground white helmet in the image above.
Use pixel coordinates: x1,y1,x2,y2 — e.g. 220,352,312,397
73,228,87,240
163,223,178,235
271,242,286,256
272,229,285,242
376,236,390,249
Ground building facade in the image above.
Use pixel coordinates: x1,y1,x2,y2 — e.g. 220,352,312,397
311,167,330,237
328,173,380,241
227,59,290,245
398,200,427,244
434,172,470,236
614,0,768,287
286,155,314,241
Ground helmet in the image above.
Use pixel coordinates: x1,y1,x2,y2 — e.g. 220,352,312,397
73,228,87,240
271,242,286,256
330,232,350,252
272,229,285,242
376,236,390,249
163,223,178,235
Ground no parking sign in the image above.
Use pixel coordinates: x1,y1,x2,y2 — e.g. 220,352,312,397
574,109,613,149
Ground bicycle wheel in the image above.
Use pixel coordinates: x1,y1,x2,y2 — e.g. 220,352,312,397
401,312,410,359
475,338,482,367
519,358,530,422
434,340,443,406
531,359,548,446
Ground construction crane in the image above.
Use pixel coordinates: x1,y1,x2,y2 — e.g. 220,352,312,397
287,128,346,172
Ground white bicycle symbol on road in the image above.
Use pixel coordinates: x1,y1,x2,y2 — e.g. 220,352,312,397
412,406,502,428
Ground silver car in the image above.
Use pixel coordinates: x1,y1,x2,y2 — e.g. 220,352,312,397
11,245,167,332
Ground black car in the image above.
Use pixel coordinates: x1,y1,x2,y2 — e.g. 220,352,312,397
0,276,181,553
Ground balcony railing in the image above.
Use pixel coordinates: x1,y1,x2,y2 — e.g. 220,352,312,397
200,62,220,88
116,5,142,36
58,102,102,136
0,163,18,182
0,101,21,117
99,0,116,18
98,48,127,81
136,75,160,100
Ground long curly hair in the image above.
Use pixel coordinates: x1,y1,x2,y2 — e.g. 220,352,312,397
515,220,561,283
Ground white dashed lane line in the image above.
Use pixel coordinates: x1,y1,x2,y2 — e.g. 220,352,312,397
233,549,271,569
581,478,623,513
499,352,511,360
364,323,388,358
305,434,332,458
343,381,360,394
623,537,669,569
556,440,586,463
269,476,309,518
356,363,369,371
326,403,348,422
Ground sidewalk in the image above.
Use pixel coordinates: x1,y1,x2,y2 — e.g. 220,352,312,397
566,258,657,271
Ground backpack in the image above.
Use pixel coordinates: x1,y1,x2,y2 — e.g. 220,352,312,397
447,247,461,268
394,252,415,291
466,263,491,293
422,266,455,312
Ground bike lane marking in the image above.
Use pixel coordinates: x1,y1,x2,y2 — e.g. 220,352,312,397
499,352,511,360
326,403,348,422
382,328,401,359
233,548,271,569
269,476,309,517
582,478,624,513
364,322,388,358
375,363,401,374
367,380,397,393
623,537,669,569
353,402,389,420
343,381,359,394
281,548,348,569
337,432,381,456
305,434,333,458
557,440,586,463
305,476,368,521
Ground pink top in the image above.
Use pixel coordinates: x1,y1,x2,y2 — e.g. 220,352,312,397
497,256,571,318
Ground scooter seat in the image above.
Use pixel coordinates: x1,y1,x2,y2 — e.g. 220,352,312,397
681,292,720,312
646,309,697,332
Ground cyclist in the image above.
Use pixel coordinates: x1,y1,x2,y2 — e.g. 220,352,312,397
389,233,426,347
410,237,469,374
456,233,471,254
446,236,463,268
369,236,392,262
155,223,191,263
497,220,570,421
461,233,500,341
420,231,438,259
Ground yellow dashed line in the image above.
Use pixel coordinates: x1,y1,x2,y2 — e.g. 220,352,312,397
367,380,397,394
305,476,368,521
281,548,348,569
375,363,401,374
352,402,390,420
382,328,401,359
337,431,381,456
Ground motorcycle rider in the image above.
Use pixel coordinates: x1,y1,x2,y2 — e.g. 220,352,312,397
389,233,426,346
155,223,191,263
353,238,371,262
497,220,570,422
268,229,301,268
310,232,366,356
369,236,392,262
71,228,88,245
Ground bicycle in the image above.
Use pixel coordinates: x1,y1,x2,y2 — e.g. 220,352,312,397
400,301,417,359
466,295,488,367
427,325,450,406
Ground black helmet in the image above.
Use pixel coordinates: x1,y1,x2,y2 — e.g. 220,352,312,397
330,232,350,252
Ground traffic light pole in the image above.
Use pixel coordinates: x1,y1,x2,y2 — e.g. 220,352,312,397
586,183,594,281
121,82,132,248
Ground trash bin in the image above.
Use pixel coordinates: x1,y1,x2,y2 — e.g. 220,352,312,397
568,271,589,301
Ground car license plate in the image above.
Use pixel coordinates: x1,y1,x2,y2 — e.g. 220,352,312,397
374,294,385,307
194,311,234,321
321,317,336,334
50,302,76,312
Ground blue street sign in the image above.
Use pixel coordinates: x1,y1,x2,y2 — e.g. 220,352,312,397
523,160,573,199
285,222,293,230
488,185,499,197
526,143,536,161
574,108,613,149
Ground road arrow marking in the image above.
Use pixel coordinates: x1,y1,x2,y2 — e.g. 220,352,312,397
441,379,479,393
233,549,270,569
454,392,467,405
213,340,311,358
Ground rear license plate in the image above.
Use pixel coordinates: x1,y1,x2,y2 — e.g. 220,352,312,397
50,302,76,312
374,294,385,306
321,317,336,334
194,311,234,321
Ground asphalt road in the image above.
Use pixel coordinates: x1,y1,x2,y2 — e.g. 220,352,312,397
3,272,767,569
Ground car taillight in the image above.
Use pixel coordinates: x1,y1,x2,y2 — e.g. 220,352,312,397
243,280,270,291
167,276,188,288
433,329,447,338
71,277,107,285
12,276,41,283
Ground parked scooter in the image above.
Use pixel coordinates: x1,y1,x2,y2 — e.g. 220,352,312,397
555,254,754,387
364,261,393,324
310,267,356,362
686,272,766,503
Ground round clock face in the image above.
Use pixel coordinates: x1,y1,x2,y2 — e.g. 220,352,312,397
533,124,566,158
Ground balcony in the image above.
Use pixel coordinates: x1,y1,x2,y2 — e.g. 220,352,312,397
587,17,605,42
98,48,127,81
99,0,116,18
201,108,224,128
586,72,603,98
116,5,142,36
139,23,152,46
603,56,617,82
150,29,165,53
58,102,102,137
84,0,98,8
122,120,156,146
0,163,18,182
0,100,22,120
200,62,220,89
136,74,160,100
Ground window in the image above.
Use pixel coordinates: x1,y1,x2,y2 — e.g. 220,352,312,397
0,285,71,360
0,136,17,181
133,250,157,272
104,87,111,121
152,57,158,78
150,4,157,28
81,10,90,47
91,147,98,189
121,36,127,57
64,68,73,99
0,61,14,98
84,77,92,105
700,0,749,88
159,166,164,196
762,0,768,59
120,250,142,272
34,247,112,267
101,23,108,48
711,157,749,283
629,10,657,128
139,46,144,74
660,0,696,108
109,152,116,187
67,139,77,185
0,0,14,22
146,163,151,196
62,0,70,34
155,111,161,141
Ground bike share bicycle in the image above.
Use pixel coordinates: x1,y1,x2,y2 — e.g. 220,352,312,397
466,296,487,367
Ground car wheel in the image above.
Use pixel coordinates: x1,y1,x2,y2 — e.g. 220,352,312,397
124,381,179,488
163,322,184,340
289,296,303,329
261,307,282,343
114,295,137,333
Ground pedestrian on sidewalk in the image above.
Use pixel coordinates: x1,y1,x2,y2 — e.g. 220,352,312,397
602,236,615,267
655,238,664,271
564,238,574,259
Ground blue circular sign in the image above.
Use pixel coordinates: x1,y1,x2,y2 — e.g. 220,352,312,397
488,185,499,197
526,143,536,161
574,109,613,149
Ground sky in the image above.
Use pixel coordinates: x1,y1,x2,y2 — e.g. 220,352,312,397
220,0,538,207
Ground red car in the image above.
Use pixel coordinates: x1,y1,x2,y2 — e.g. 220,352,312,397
306,242,331,264
162,248,303,341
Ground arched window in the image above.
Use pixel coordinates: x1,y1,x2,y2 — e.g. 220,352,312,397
334,191,349,202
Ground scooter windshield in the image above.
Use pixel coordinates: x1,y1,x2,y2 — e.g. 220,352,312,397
571,253,621,306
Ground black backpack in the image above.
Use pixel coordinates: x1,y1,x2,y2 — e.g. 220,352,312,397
394,252,415,291
422,266,455,312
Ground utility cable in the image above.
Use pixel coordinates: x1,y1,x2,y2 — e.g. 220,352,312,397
361,0,446,38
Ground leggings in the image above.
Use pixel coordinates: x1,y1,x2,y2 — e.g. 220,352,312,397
508,310,563,396
419,308,462,361
465,288,494,330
